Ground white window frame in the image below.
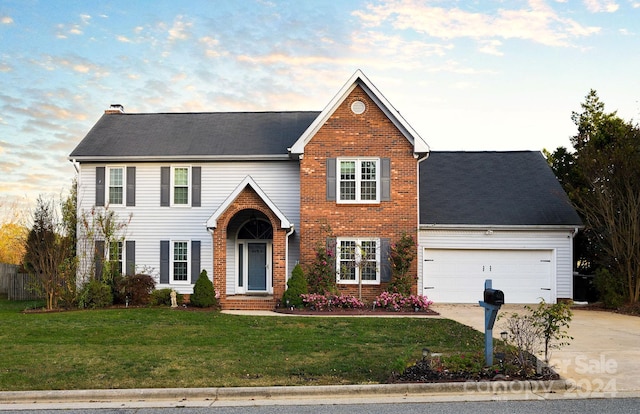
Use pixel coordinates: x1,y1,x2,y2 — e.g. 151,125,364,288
337,158,380,204
171,240,190,284
171,165,191,207
106,166,125,206
106,240,125,276
336,237,380,285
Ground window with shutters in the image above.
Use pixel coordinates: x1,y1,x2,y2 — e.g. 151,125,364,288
171,166,191,206
336,238,380,284
172,241,189,282
337,158,379,203
108,241,123,276
107,167,124,205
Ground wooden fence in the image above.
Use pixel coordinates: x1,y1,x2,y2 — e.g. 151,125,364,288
0,263,42,301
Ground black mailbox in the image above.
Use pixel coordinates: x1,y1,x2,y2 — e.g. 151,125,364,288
483,288,504,306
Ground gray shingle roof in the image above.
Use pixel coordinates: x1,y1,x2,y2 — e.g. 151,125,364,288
69,111,321,160
419,151,583,226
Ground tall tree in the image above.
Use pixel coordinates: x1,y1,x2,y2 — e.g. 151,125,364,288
23,196,73,309
566,90,640,303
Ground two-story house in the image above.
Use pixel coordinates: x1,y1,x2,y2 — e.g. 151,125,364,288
69,70,582,309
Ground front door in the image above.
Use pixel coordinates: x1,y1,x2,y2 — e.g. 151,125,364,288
247,242,267,291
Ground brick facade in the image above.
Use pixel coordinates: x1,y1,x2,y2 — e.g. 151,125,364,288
299,85,419,302
212,186,287,310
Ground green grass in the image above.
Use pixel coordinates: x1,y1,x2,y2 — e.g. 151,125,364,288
0,298,485,391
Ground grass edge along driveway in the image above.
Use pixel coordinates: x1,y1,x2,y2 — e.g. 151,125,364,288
0,299,485,391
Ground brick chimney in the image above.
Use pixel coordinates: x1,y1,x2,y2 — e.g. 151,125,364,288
105,104,124,114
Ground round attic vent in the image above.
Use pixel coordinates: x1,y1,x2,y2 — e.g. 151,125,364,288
351,100,366,114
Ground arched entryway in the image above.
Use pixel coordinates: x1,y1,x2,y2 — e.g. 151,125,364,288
230,209,273,294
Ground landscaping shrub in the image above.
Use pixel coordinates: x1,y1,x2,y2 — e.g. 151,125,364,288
594,268,625,309
119,274,155,306
305,242,337,295
374,291,433,311
80,280,113,309
282,264,307,308
190,270,217,308
151,288,183,306
388,233,417,296
301,293,365,311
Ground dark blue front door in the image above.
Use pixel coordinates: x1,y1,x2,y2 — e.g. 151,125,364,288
247,242,267,291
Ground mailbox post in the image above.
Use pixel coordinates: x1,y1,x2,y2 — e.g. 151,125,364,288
479,279,504,366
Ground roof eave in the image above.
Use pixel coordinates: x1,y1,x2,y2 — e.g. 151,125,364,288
419,224,584,231
68,154,293,163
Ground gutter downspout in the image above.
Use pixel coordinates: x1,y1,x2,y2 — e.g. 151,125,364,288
416,151,430,295
285,225,295,284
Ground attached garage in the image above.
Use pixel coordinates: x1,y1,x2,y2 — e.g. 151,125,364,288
422,248,553,303
419,151,583,304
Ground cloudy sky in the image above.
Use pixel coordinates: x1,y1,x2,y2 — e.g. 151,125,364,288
1,0,639,213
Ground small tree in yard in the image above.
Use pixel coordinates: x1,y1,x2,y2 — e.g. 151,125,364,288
388,232,416,296
23,196,74,310
190,269,217,308
501,300,573,374
282,264,307,308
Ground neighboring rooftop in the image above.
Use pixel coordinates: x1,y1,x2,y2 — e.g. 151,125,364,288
419,151,583,227
69,111,321,160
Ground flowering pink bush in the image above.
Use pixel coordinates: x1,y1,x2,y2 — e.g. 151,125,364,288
301,293,366,311
373,291,433,311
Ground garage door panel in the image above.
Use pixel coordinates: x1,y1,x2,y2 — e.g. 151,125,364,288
423,249,552,304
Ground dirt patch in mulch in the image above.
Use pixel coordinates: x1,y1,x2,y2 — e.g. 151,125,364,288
274,307,439,316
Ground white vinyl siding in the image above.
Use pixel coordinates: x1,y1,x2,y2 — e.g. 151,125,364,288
418,228,576,303
77,161,300,294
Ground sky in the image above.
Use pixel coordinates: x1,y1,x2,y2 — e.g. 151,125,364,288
1,0,639,216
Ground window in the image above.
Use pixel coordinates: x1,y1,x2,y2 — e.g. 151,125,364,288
107,167,124,205
172,166,190,206
172,241,189,282
336,238,380,284
108,241,123,276
338,159,379,203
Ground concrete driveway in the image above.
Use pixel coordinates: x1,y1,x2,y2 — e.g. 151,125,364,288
432,304,640,397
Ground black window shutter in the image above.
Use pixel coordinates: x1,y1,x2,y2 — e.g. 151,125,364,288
326,237,337,256
381,158,391,201
126,240,135,275
160,167,170,207
94,240,105,280
192,167,201,207
191,240,201,283
160,240,169,283
326,158,336,201
380,238,392,283
126,167,136,207
95,167,105,207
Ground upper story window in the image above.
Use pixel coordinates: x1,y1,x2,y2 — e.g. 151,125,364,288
336,238,380,284
338,158,379,203
172,166,190,206
107,167,124,205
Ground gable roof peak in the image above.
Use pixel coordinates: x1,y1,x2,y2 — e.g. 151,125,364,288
289,69,429,156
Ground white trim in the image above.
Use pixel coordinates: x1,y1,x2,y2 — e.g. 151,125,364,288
337,158,380,204
336,237,380,285
289,69,429,155
170,165,191,207
106,166,125,206
235,239,273,294
206,175,292,229
170,240,191,284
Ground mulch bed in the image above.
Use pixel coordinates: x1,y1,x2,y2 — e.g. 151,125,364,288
274,307,440,316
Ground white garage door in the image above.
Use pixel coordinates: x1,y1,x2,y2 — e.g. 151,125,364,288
423,249,553,304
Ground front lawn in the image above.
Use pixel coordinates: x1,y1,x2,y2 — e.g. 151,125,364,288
0,298,485,391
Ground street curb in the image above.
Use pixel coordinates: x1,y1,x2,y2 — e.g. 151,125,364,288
0,380,570,404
